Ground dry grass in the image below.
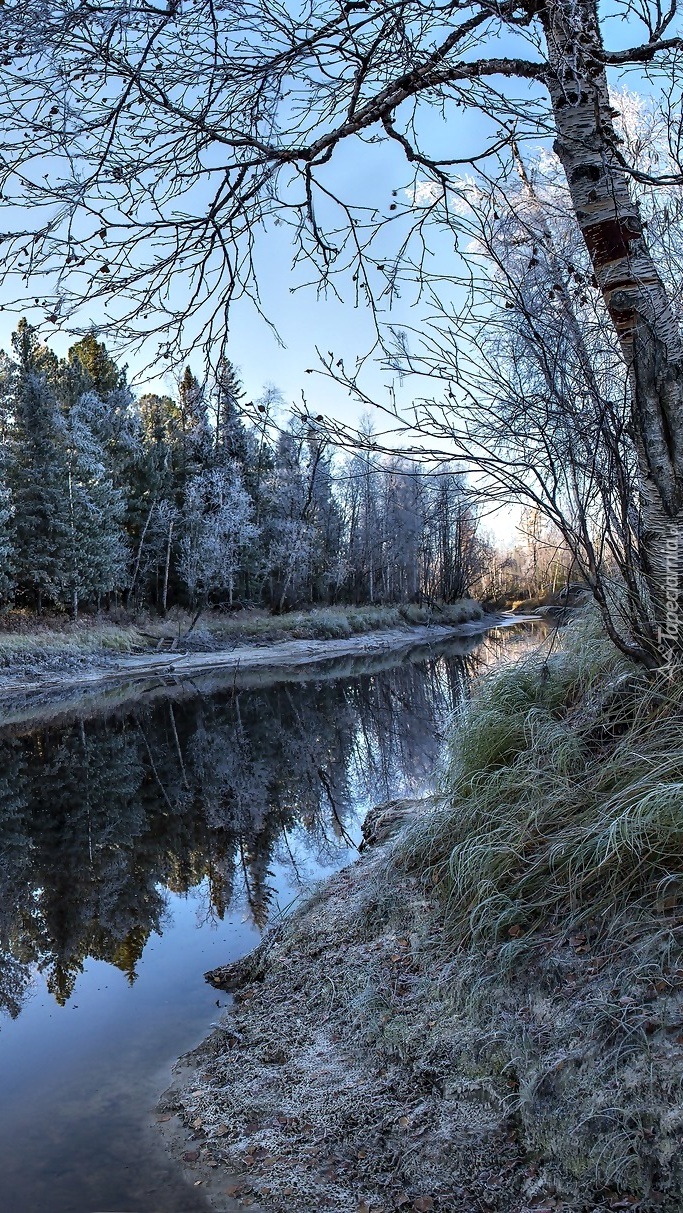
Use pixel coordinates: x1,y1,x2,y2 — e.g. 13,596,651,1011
0,598,485,671
152,598,484,645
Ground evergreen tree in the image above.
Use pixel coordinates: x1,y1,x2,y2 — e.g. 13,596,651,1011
61,394,129,616
6,321,70,611
177,366,213,486
127,394,177,607
67,333,124,396
213,360,254,474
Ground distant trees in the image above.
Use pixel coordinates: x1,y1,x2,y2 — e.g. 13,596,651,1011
0,323,480,616
338,454,480,607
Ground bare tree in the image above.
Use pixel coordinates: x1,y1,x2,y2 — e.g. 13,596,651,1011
0,0,681,655
311,102,683,664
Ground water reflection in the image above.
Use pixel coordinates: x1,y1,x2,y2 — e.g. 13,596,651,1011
0,636,479,1023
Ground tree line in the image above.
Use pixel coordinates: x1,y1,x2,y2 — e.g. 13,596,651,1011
0,320,480,617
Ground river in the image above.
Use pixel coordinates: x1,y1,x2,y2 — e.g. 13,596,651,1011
0,621,541,1213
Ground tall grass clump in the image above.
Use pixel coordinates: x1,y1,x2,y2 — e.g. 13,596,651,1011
401,614,683,951
0,622,143,667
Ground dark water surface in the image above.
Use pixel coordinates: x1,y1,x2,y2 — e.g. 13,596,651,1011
0,623,538,1213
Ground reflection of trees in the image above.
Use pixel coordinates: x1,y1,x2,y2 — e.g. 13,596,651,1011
0,645,472,1017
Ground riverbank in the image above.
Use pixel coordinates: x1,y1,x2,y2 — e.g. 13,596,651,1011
158,803,531,1213
0,600,484,672
0,601,529,729
159,616,683,1213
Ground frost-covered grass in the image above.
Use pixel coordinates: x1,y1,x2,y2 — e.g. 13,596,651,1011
398,611,683,950
0,618,143,667
381,614,683,1206
0,598,485,670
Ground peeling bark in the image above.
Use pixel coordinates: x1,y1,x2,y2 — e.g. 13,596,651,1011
541,0,683,656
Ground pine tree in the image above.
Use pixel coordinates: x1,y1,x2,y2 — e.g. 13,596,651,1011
61,394,129,616
61,342,139,561
177,366,212,485
67,332,124,396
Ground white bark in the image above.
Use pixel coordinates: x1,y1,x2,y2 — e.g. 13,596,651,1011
544,0,683,652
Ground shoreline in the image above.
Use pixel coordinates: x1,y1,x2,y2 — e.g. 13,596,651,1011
157,785,683,1213
156,799,531,1213
0,613,536,730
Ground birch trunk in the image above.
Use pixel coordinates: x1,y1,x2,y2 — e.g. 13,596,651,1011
542,0,683,660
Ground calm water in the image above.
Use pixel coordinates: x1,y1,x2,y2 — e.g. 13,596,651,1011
0,622,540,1213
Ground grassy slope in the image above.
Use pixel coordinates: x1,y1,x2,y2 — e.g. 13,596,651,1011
395,614,683,1209
0,600,484,670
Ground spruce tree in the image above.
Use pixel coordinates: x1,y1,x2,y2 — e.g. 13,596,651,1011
7,320,70,611
213,360,254,474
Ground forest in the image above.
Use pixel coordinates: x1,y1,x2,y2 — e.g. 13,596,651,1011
0,320,480,619
0,0,682,1207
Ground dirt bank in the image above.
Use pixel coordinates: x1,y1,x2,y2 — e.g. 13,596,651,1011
158,795,683,1213
0,614,532,730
